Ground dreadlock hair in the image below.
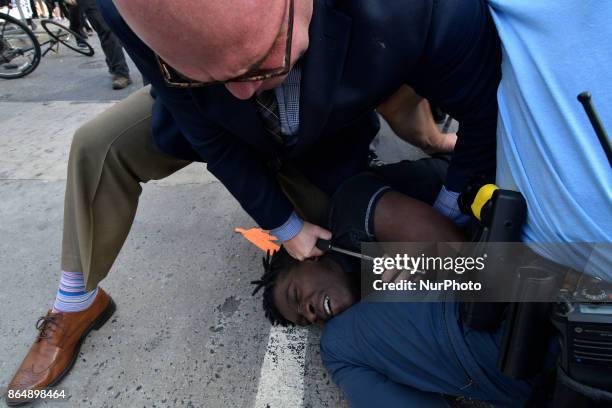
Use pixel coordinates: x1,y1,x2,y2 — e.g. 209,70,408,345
251,246,298,326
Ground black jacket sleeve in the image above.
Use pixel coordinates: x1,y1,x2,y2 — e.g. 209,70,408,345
411,0,501,192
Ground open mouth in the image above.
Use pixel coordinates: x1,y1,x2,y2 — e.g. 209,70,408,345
323,294,333,318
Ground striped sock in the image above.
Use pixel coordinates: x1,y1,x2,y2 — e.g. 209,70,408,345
52,271,98,313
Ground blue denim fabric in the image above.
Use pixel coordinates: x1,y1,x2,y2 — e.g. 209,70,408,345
320,302,532,407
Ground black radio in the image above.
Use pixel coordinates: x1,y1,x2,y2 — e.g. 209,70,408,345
552,276,612,393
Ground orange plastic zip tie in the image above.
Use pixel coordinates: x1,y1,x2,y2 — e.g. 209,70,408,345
234,227,280,253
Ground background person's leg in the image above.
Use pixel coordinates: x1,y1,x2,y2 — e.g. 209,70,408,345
57,0,68,19
78,0,131,87
67,2,85,37
61,86,191,291
45,0,54,18
35,0,47,18
29,0,39,18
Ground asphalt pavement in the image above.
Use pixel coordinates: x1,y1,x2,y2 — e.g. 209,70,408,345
0,28,431,408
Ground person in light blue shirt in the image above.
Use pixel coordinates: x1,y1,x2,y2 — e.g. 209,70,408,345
489,0,612,278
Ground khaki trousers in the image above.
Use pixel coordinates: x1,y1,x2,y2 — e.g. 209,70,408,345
61,86,190,290
61,86,328,291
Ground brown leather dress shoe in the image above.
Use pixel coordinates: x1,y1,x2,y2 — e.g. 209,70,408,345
5,288,115,406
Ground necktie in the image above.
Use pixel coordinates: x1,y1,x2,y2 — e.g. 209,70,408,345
254,90,284,145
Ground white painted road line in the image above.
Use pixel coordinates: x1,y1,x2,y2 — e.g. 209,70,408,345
254,325,309,408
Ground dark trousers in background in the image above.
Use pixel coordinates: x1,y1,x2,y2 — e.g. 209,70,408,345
67,3,87,35
67,6,92,34
29,0,38,18
70,0,129,77
45,0,68,19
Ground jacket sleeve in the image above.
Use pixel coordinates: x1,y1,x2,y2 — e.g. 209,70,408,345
411,0,502,193
98,0,295,230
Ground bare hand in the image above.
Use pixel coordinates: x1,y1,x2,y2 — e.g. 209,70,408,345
377,84,456,154
283,222,332,261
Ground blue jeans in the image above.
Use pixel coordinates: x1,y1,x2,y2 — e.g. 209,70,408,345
320,301,532,407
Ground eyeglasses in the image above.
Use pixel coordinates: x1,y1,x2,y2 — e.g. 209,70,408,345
156,0,294,88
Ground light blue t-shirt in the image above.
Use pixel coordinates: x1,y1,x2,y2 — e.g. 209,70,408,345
488,1,612,277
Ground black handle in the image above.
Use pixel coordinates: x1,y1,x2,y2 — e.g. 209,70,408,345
316,239,332,252
578,92,612,168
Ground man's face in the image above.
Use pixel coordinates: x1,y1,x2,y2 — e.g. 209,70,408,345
170,0,312,100
224,0,311,99
273,258,358,326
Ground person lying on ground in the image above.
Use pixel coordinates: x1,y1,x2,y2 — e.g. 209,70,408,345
252,170,531,407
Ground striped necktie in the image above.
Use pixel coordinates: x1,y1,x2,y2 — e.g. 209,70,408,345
254,90,284,145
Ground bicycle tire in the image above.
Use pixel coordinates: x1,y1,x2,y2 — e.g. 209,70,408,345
41,19,94,57
0,12,41,79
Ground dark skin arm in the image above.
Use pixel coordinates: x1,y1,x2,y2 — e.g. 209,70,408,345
373,191,465,242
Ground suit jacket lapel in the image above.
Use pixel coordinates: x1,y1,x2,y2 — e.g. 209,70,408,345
291,0,351,157
188,86,278,155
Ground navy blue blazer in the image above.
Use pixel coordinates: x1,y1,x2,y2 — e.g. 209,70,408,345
99,0,501,231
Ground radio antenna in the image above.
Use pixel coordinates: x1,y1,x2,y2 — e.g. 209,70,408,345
578,92,612,168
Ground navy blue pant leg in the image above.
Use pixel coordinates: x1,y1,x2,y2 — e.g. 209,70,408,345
320,302,531,407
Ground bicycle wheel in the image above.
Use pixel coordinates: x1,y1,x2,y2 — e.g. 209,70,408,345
41,19,94,57
0,12,41,79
